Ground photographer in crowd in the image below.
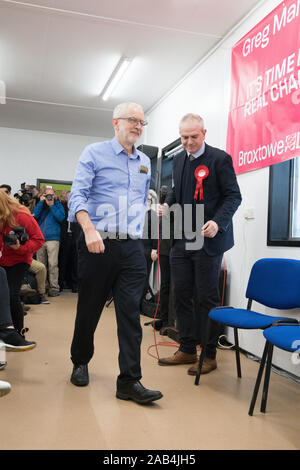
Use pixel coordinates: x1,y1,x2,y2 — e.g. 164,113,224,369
58,190,79,293
0,191,44,335
0,184,11,196
33,186,65,297
14,183,40,212
28,259,50,304
26,185,40,212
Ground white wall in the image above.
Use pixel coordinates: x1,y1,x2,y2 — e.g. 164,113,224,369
0,127,105,195
146,0,300,376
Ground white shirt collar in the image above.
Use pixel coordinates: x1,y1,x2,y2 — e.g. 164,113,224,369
189,141,205,159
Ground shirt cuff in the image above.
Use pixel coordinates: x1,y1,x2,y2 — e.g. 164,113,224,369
68,203,88,222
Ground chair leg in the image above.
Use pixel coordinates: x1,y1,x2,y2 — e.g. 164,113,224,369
234,327,242,378
194,318,209,386
194,345,206,386
248,341,269,416
260,343,274,413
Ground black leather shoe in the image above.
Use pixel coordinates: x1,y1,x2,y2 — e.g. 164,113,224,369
116,381,163,404
70,364,89,386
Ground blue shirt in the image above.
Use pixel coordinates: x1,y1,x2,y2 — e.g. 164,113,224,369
68,137,151,238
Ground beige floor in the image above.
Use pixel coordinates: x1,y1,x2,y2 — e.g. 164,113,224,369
0,291,299,450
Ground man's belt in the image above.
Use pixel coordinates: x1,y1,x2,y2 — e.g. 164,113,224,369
98,231,138,241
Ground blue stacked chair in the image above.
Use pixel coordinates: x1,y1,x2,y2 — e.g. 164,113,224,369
249,322,300,415
194,259,300,404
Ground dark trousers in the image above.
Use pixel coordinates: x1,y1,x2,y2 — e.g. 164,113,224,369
3,263,29,332
70,236,147,386
0,267,13,328
170,240,222,359
58,234,78,290
159,254,171,324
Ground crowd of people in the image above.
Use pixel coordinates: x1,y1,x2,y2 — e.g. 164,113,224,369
0,176,170,399
0,184,80,395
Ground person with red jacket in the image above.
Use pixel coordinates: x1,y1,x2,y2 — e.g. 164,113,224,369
0,192,44,335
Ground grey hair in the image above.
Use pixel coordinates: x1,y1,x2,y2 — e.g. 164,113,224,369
113,102,144,119
179,113,205,129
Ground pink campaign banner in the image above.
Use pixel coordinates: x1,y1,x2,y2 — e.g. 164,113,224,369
227,0,300,175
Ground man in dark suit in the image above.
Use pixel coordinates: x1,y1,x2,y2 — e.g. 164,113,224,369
158,113,242,374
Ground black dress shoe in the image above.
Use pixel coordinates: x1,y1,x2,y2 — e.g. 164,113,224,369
70,364,89,386
116,381,163,404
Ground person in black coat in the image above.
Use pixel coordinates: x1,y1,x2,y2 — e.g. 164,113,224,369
58,191,80,293
158,113,242,375
150,185,173,333
141,190,158,301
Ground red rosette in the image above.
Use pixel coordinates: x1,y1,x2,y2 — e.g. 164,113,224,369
194,165,209,200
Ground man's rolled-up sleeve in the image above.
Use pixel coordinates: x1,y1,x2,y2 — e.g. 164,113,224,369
68,146,95,222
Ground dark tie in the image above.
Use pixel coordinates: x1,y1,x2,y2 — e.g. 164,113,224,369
189,154,195,162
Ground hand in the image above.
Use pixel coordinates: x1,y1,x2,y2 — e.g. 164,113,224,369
151,249,158,261
84,228,105,253
157,203,169,217
10,240,20,250
45,198,54,206
201,220,218,238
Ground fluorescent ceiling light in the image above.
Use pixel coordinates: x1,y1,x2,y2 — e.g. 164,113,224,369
101,57,132,101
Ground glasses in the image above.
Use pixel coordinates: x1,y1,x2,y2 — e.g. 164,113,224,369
117,117,148,127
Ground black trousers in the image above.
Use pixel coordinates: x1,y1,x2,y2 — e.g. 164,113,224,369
3,263,29,332
0,267,13,328
70,236,147,386
170,240,222,359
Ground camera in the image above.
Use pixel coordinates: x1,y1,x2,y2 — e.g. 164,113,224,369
3,226,29,246
45,194,53,201
14,183,33,207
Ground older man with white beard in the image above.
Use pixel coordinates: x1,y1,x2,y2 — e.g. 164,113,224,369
68,102,163,405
